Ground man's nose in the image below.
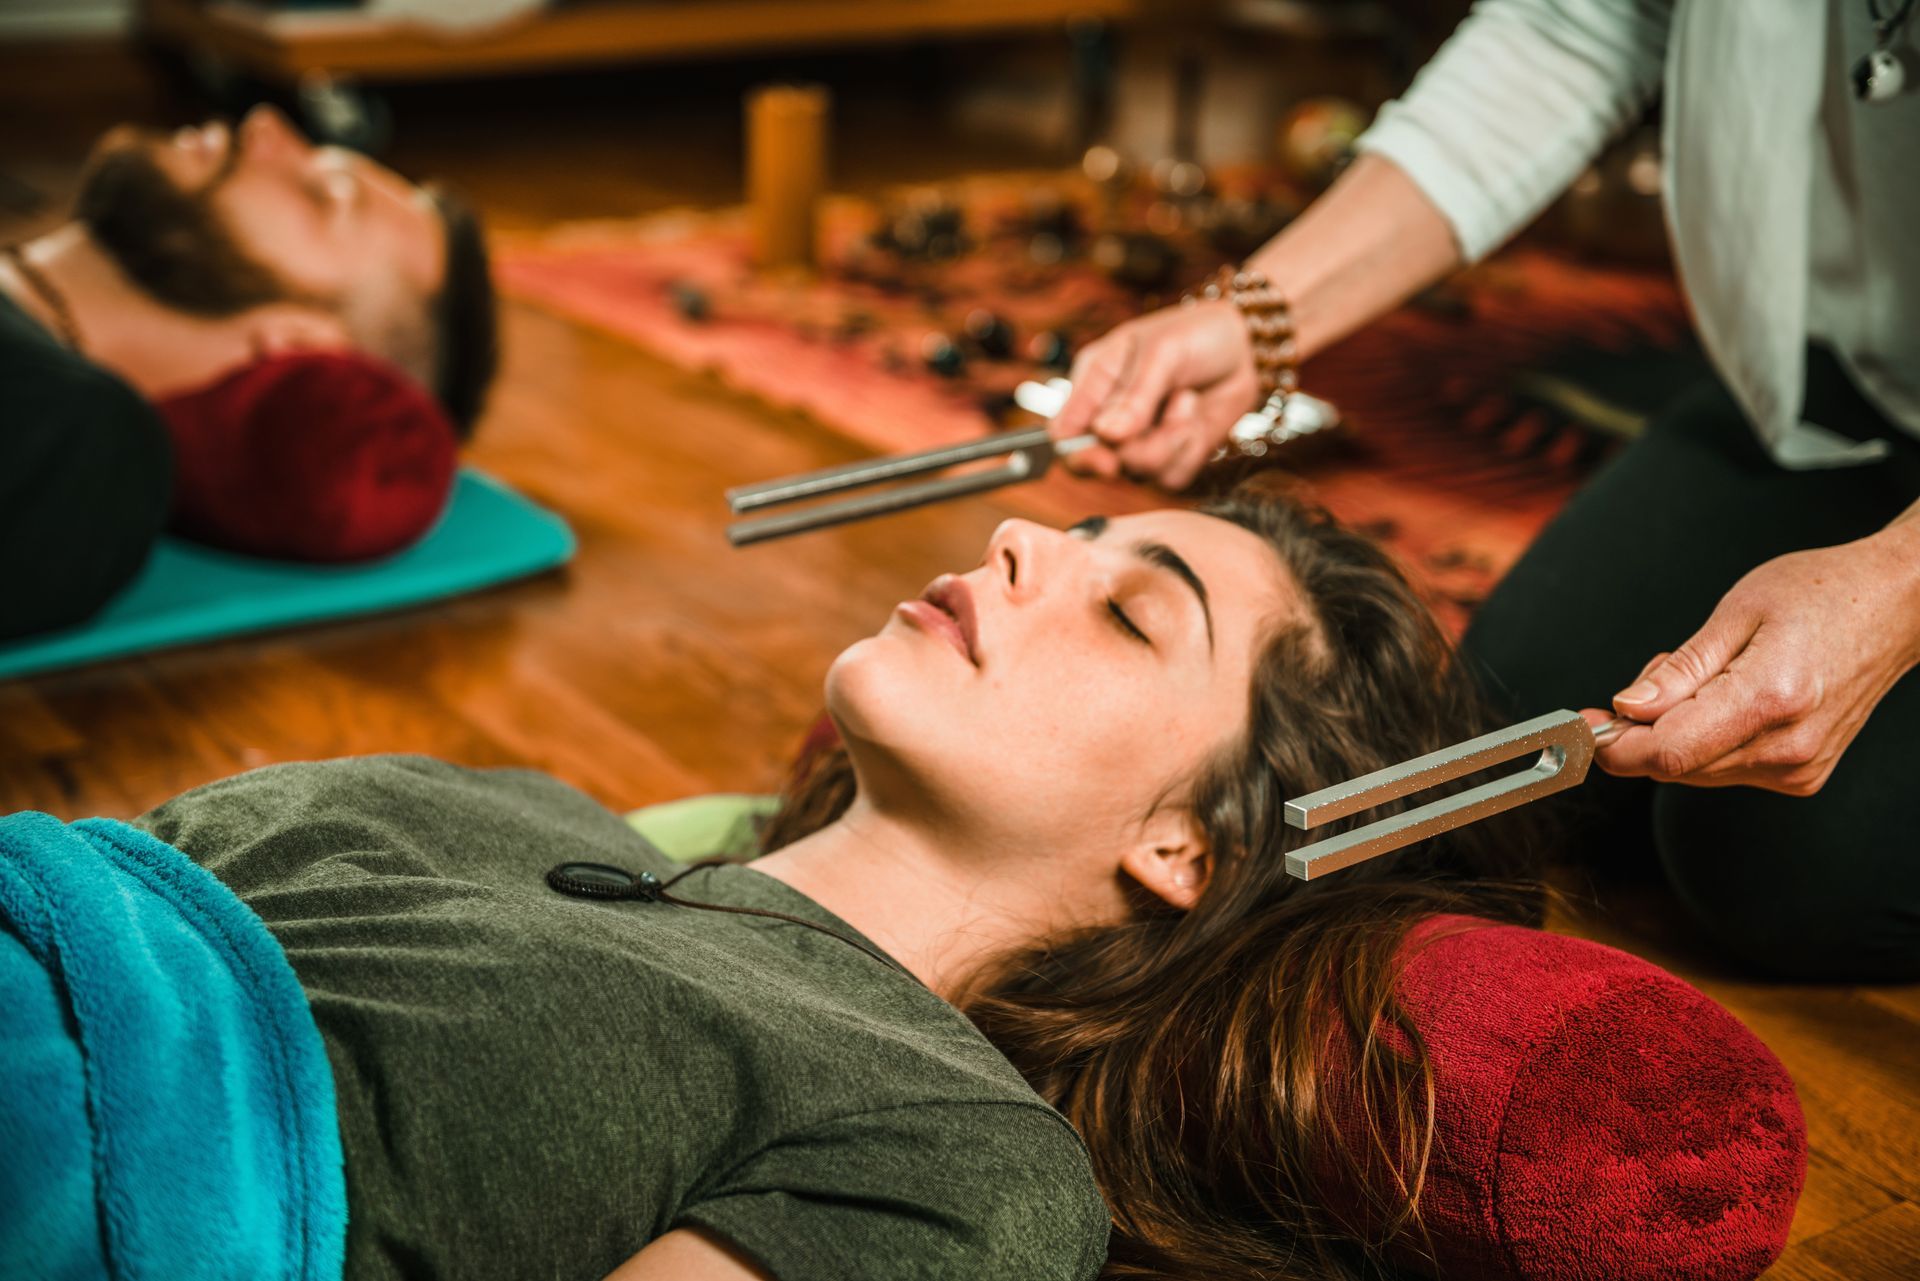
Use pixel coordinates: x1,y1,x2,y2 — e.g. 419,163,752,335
238,104,311,168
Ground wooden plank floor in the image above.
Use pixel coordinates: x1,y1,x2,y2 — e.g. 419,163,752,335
3,42,1916,1278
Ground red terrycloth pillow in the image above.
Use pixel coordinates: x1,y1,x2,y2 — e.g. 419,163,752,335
1323,915,1805,1281
155,353,458,563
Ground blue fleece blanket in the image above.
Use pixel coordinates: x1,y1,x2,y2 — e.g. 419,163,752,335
0,812,344,1281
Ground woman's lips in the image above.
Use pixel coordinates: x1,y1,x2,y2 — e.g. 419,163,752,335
923,575,981,664
897,575,981,665
896,600,975,664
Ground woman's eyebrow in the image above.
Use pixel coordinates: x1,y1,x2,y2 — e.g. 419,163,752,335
1066,516,1214,652
1136,541,1214,652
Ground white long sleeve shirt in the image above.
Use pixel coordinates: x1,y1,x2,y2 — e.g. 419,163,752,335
1357,0,1920,469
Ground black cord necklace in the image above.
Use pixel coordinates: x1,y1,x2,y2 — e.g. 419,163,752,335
1857,0,1918,101
2,243,82,350
546,857,919,984
1870,0,1918,36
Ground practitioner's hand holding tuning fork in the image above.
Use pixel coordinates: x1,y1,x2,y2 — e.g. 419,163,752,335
1046,296,1265,490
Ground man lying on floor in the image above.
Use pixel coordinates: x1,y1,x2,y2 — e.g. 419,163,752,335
0,486,1805,1281
0,105,496,642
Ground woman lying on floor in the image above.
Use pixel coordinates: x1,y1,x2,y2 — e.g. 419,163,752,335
5,483,1542,1281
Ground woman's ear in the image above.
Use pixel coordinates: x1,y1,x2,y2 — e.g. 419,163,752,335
244,305,351,359
1119,813,1212,911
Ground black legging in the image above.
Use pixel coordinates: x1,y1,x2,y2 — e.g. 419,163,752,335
1461,346,1920,982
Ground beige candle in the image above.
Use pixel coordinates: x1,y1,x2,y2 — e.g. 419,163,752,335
747,83,829,271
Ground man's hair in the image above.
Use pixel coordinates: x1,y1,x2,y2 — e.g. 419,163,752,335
424,185,497,441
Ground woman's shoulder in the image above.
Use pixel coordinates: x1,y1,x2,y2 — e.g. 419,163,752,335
136,754,673,885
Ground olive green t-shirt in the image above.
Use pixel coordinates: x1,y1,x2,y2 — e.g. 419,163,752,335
137,756,1108,1281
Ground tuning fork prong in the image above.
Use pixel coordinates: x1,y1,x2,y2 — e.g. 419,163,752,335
726,426,1055,514
1281,710,1606,880
726,424,1094,547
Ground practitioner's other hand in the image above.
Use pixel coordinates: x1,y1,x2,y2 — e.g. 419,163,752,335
1048,299,1260,491
1583,531,1920,796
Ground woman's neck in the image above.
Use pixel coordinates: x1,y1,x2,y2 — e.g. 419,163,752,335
751,799,1088,1004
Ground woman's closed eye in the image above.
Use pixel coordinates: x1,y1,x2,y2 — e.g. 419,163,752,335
1107,598,1151,645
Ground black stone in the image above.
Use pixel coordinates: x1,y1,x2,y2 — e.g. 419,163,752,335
964,309,1015,359
1027,329,1073,371
668,281,710,322
921,333,967,378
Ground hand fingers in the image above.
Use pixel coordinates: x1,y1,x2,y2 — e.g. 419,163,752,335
1661,751,1808,792
1614,604,1760,721
1632,732,1827,793
1584,654,1666,739
1160,429,1217,491
1131,379,1261,489
1592,713,1758,787
1056,339,1127,476
1092,339,1184,448
1597,663,1773,781
1116,389,1201,484
1658,695,1842,796
1061,440,1122,479
1052,337,1130,444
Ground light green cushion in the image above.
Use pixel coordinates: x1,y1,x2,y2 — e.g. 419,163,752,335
625,794,781,864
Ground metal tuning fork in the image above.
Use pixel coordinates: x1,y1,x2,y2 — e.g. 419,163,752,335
727,420,1087,547
726,377,1341,547
1282,711,1637,880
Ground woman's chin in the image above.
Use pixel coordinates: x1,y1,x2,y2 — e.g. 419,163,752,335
822,638,894,744
825,637,963,762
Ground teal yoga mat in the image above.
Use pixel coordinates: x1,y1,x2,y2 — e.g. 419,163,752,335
0,470,575,682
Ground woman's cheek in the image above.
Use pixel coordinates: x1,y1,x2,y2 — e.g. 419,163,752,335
1037,673,1172,768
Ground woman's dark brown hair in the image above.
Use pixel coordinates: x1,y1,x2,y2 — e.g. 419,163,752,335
761,479,1545,1279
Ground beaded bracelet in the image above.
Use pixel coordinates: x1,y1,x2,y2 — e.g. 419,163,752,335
1186,265,1299,403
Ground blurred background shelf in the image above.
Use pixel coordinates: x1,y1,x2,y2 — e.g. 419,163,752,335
135,0,1151,84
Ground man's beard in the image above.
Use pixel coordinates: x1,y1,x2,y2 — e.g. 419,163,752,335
74,126,293,317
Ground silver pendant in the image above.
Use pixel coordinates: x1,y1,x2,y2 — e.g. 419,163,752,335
1852,47,1910,102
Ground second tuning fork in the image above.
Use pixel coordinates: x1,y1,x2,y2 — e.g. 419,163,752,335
725,378,1340,546
1282,711,1639,879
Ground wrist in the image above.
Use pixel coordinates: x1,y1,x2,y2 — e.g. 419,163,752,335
1862,515,1920,666
1185,267,1298,408
1193,297,1258,399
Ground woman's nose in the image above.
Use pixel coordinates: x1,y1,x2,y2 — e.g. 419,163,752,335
985,519,1070,602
